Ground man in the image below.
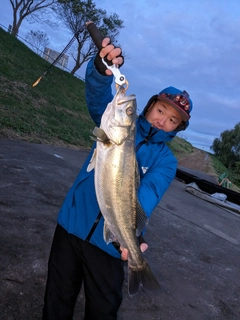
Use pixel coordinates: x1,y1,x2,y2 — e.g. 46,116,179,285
42,37,193,320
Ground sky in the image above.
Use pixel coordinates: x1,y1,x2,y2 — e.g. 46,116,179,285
1,0,240,152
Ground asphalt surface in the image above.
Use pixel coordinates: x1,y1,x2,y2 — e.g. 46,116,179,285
0,138,240,320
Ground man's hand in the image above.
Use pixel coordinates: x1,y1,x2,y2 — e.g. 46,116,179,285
120,243,149,261
94,37,124,76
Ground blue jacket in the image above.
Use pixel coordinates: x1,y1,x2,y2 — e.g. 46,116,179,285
58,57,178,258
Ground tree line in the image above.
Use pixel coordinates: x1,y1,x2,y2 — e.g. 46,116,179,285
9,0,124,74
211,122,240,174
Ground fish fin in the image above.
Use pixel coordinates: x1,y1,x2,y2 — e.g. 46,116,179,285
128,267,140,296
128,262,160,296
92,127,109,143
103,222,116,244
89,136,97,142
86,148,97,172
135,199,149,237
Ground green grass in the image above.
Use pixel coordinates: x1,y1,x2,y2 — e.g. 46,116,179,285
0,27,94,148
167,136,194,155
210,155,240,192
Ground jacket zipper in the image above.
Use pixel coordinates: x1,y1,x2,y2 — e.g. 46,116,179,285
136,126,157,152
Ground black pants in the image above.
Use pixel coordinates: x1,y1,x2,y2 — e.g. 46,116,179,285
42,224,124,320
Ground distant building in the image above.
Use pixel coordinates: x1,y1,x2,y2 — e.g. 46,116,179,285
43,47,69,69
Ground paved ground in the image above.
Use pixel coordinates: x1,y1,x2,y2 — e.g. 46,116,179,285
0,138,240,320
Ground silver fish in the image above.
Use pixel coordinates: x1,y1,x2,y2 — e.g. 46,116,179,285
87,87,160,295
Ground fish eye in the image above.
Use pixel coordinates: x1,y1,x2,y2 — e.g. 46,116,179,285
126,107,133,115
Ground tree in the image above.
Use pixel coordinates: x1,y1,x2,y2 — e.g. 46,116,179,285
25,30,50,55
9,0,58,36
55,0,124,75
211,122,240,169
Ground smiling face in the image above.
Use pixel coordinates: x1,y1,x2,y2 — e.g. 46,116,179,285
145,100,183,132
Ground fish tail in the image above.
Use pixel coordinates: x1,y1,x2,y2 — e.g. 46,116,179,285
128,262,160,295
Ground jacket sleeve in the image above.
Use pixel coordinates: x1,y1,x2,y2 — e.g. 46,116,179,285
85,56,114,127
137,151,177,218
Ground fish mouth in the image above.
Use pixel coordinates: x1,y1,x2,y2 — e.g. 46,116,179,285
116,86,136,103
117,95,136,104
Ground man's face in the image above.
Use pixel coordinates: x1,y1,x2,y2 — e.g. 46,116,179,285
145,100,183,132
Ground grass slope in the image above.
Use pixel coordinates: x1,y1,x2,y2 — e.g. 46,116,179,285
0,27,94,148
